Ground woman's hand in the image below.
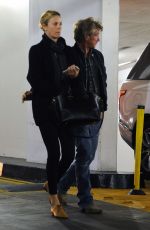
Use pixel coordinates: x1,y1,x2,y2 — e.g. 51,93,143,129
63,65,80,78
22,90,32,103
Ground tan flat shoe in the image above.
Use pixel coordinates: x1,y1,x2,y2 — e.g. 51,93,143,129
50,205,68,219
44,182,67,206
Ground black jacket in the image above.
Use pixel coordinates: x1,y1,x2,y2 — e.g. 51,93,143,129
27,34,69,125
66,43,108,111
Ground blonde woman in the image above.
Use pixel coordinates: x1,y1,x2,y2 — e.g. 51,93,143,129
27,10,79,218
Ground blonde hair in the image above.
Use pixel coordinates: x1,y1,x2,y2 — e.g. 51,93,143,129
74,17,103,43
39,10,61,31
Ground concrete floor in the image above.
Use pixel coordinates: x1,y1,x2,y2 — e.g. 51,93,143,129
0,177,150,230
0,192,150,230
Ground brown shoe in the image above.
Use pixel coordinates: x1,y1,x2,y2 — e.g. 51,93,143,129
43,181,49,192
50,205,68,219
81,203,103,214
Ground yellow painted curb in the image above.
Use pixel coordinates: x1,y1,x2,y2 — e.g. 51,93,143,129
68,187,150,212
0,177,33,185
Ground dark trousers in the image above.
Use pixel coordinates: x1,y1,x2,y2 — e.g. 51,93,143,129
39,122,75,194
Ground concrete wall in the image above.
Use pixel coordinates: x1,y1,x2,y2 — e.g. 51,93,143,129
0,0,29,159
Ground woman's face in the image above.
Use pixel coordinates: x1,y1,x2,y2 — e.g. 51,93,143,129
43,15,62,40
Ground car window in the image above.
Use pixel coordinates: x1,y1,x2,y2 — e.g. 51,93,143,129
127,43,150,80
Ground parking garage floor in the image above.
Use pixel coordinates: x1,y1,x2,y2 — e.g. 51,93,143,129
0,177,150,230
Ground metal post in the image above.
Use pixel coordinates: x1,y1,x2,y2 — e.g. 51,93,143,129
129,105,146,195
0,162,3,176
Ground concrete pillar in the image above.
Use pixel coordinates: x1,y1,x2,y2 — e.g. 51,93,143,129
96,0,119,171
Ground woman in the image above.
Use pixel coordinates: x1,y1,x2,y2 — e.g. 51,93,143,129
27,10,79,218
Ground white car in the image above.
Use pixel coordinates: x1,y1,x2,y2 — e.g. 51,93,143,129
119,43,150,178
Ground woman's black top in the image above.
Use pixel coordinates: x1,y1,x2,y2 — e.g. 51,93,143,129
27,34,69,125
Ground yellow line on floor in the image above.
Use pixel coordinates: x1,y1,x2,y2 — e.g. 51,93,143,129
1,177,150,213
68,187,150,212
0,177,33,185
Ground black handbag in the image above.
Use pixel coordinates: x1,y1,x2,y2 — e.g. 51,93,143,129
23,72,104,124
54,59,105,124
55,91,104,125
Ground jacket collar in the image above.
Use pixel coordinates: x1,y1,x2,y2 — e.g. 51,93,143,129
74,42,93,58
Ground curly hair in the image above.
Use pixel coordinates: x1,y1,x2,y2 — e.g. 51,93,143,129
74,17,103,43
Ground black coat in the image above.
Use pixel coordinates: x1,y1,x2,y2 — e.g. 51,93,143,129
65,43,108,111
27,34,69,125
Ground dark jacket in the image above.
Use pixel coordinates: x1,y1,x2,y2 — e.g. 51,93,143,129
27,34,69,125
66,43,108,111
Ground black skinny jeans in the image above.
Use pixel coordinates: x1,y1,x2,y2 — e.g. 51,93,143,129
39,122,75,194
